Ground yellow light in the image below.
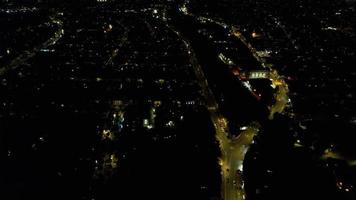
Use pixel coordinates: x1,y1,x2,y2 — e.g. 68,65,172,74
251,32,257,38
218,159,223,166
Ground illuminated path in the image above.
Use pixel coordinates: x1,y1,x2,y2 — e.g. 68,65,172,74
163,10,258,200
175,3,292,200
0,14,63,76
178,30,259,200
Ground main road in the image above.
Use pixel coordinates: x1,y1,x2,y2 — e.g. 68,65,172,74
0,15,63,76
162,11,259,199
180,32,259,200
183,35,259,200
172,3,291,200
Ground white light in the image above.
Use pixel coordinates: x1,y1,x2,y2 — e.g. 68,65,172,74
240,126,248,131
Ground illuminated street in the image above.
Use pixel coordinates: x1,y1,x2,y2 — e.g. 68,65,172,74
0,14,63,75
1,1,356,200
174,4,294,200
